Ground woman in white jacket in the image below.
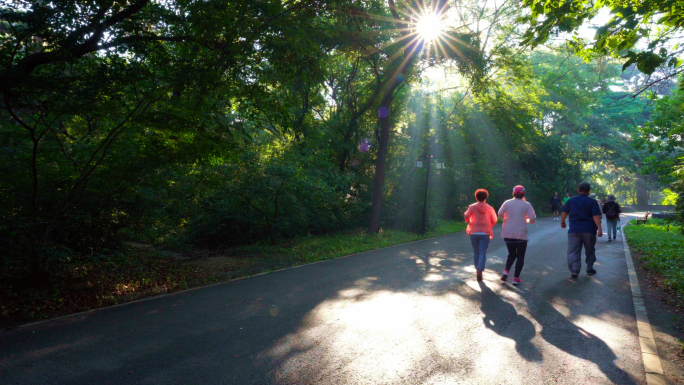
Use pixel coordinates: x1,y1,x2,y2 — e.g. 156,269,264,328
498,185,536,285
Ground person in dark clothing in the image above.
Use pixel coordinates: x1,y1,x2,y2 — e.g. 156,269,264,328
549,192,562,221
602,194,621,241
561,182,603,278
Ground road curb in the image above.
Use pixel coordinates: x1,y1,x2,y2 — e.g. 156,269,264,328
622,224,666,385
8,230,457,331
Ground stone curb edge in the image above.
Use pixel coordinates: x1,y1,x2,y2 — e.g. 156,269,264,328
6,230,454,331
622,223,666,385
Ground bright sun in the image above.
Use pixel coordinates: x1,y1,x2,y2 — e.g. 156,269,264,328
416,13,444,42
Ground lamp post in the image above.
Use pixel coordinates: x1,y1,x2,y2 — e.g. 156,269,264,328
415,153,445,234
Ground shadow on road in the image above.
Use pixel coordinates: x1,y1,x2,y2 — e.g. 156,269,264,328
478,281,542,362
529,280,639,385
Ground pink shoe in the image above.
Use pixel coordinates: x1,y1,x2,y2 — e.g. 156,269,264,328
501,269,509,282
512,277,523,285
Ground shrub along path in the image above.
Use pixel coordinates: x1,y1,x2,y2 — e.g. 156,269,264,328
0,221,466,329
625,218,684,384
625,219,684,308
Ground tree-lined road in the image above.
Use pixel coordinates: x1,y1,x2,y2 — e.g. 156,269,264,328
0,218,645,384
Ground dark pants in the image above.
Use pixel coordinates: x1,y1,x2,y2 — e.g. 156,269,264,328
567,233,596,273
504,238,528,278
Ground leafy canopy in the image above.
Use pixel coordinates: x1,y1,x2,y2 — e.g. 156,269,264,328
518,0,684,77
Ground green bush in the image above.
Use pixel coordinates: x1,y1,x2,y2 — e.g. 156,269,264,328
626,221,684,306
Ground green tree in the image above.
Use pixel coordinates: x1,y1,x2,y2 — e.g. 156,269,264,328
519,0,684,80
633,83,684,217
0,0,371,271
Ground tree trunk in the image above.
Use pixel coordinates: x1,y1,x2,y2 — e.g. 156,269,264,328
367,40,423,233
636,183,650,205
368,99,393,233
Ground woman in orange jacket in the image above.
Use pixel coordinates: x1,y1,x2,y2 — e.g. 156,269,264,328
464,189,498,281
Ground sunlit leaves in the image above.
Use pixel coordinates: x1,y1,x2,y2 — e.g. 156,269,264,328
519,0,684,76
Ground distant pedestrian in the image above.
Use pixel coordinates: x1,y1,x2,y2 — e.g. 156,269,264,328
464,189,498,282
498,185,536,285
549,192,561,221
590,193,601,208
563,192,571,205
561,182,603,278
602,194,621,241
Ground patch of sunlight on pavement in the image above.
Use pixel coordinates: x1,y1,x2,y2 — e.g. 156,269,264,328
260,288,484,384
424,274,445,281
538,299,641,384
550,299,575,317
413,256,448,267
260,276,567,384
464,280,482,292
258,245,640,384
338,288,367,298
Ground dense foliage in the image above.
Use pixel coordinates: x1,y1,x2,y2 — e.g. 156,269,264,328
519,0,684,80
1,0,681,282
633,86,684,222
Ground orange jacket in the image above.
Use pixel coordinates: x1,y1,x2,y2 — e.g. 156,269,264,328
464,202,498,238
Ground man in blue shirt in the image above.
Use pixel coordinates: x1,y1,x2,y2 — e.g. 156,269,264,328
561,182,603,278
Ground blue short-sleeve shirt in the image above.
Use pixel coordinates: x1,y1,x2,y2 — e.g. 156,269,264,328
562,194,602,234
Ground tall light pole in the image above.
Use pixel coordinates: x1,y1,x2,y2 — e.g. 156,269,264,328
415,153,445,234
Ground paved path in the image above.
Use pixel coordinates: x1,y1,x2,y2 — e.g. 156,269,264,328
0,218,645,384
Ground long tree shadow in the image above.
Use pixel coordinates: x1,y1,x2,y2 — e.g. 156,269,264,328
529,282,639,385
478,282,542,362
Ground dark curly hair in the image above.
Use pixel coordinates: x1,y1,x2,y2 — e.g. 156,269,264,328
475,189,489,202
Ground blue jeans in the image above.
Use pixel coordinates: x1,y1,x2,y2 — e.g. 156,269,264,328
606,219,618,239
567,233,596,273
470,234,490,272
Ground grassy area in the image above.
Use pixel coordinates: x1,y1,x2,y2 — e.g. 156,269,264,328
626,219,684,307
0,220,466,328
229,219,468,264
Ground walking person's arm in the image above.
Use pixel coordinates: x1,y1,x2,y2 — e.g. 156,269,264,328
560,200,570,228
489,206,498,226
592,201,603,237
497,201,506,219
594,215,603,237
464,205,474,223
526,203,536,224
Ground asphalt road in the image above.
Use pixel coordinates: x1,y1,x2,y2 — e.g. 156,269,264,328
0,217,645,384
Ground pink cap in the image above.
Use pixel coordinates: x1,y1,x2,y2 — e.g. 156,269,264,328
513,185,525,194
